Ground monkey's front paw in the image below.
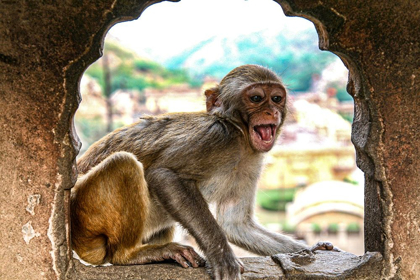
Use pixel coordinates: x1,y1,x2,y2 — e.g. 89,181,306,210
163,243,206,268
209,255,243,280
310,241,341,252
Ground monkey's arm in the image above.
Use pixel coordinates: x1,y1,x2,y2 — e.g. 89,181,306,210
216,198,309,255
146,168,243,280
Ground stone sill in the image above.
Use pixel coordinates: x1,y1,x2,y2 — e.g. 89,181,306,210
73,251,382,279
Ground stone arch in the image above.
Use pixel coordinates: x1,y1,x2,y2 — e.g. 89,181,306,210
0,0,419,279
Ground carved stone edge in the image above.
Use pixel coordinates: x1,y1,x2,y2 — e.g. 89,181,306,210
72,256,286,280
272,250,383,279
72,251,383,279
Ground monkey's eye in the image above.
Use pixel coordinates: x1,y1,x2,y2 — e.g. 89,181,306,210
272,96,282,103
250,95,263,103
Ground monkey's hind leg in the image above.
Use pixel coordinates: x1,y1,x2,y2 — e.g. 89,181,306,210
71,151,149,265
123,227,206,268
71,152,204,268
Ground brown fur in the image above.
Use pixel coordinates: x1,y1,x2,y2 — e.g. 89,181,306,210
71,65,332,280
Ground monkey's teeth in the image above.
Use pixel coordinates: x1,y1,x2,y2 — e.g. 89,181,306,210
263,134,273,144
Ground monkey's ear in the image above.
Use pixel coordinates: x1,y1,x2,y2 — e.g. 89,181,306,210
205,87,222,112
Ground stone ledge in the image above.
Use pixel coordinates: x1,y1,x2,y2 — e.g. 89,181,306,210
73,251,382,279
72,256,283,279
273,251,382,279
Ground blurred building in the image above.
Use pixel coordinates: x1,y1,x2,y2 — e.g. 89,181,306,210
287,180,364,255
261,146,356,189
260,98,355,189
143,84,203,114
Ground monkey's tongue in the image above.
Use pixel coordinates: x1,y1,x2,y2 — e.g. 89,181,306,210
255,125,273,142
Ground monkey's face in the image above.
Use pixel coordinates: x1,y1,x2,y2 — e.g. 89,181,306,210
241,83,286,152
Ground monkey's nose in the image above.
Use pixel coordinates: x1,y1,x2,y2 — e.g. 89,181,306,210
265,110,278,117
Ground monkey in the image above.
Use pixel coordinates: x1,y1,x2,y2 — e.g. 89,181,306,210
71,64,334,280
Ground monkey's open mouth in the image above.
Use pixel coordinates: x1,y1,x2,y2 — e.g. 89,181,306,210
253,124,276,144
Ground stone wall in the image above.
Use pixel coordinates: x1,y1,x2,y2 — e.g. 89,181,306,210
277,1,420,278
0,1,160,278
0,0,418,279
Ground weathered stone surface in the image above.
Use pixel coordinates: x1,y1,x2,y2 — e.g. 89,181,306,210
72,256,284,280
73,251,383,279
278,1,420,279
273,251,382,279
73,260,211,280
241,257,285,280
0,1,171,279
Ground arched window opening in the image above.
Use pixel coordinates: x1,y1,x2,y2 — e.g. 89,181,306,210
74,0,362,265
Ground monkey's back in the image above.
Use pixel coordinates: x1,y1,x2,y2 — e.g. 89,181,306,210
77,112,247,181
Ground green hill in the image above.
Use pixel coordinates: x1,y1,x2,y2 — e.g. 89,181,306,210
84,39,200,95
164,29,337,92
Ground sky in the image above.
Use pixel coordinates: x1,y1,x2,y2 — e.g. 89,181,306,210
108,0,318,62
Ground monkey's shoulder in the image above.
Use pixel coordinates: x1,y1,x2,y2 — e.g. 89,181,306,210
132,112,242,137
138,111,211,122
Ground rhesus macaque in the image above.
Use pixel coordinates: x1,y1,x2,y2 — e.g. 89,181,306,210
71,65,334,280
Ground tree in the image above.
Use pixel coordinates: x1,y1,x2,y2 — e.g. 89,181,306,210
102,53,113,132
